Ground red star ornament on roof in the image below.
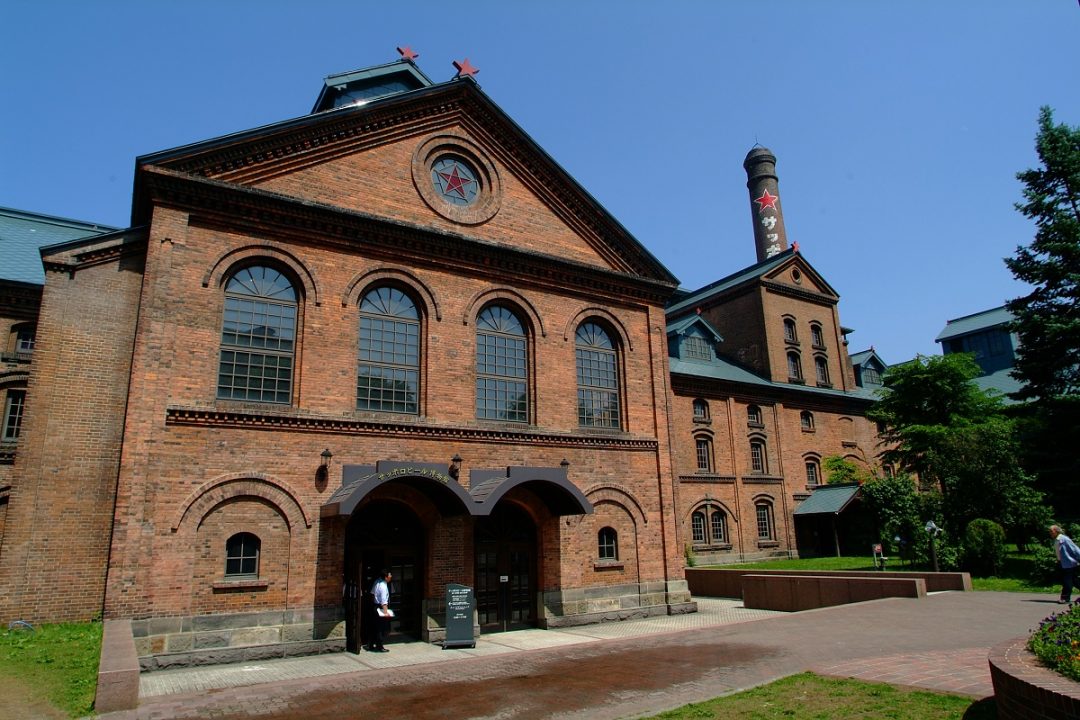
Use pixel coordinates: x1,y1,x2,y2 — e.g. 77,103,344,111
754,188,779,212
453,58,479,78
397,46,419,62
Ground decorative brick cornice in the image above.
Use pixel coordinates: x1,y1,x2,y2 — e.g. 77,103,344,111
144,168,675,305
761,279,838,305
165,405,660,452
679,475,736,484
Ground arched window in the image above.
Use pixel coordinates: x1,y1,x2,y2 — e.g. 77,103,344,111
783,318,798,343
575,322,620,428
787,352,803,381
691,505,727,546
357,286,420,414
747,404,762,425
225,532,261,578
750,439,768,474
217,265,297,404
805,459,820,486
695,436,713,473
800,410,815,431
692,399,710,420
598,527,618,561
810,323,825,348
476,305,528,423
815,356,831,386
756,502,775,539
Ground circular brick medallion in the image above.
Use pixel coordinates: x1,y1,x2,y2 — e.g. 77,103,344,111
412,133,502,225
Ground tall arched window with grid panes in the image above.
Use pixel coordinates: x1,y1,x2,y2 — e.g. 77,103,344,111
217,266,297,404
357,286,420,414
476,305,528,423
575,322,620,428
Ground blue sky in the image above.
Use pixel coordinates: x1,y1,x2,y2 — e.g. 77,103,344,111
2,1,1078,363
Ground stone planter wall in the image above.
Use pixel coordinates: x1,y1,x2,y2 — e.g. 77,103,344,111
989,636,1080,720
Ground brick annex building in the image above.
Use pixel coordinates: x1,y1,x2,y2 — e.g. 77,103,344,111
0,56,884,665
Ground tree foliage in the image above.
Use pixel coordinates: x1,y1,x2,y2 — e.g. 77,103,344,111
822,455,867,485
1005,107,1080,512
1005,106,1080,403
868,353,1002,485
868,353,1049,541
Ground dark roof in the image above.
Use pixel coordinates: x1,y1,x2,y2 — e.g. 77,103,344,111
311,60,435,113
667,314,723,342
666,248,838,318
0,206,116,285
849,348,888,369
973,367,1025,404
667,249,795,315
936,306,1013,342
793,484,861,515
669,355,878,401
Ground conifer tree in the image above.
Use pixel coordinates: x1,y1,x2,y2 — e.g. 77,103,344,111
1005,107,1080,403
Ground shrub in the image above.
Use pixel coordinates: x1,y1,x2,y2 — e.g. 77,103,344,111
1028,601,1080,683
962,518,1007,576
912,529,961,571
1029,544,1061,586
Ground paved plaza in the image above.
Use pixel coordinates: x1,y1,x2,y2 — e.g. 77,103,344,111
98,592,1059,719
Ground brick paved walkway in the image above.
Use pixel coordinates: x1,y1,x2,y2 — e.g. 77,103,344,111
98,592,1061,720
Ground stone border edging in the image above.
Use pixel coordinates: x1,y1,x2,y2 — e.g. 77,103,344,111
988,636,1080,719
95,619,140,713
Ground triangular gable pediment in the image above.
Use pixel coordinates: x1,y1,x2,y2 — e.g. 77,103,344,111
136,79,675,286
761,253,839,301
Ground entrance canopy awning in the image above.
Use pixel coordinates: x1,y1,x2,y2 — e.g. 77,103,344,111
793,483,861,516
320,461,593,518
468,466,593,517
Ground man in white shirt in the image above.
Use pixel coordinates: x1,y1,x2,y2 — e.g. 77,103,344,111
370,569,392,651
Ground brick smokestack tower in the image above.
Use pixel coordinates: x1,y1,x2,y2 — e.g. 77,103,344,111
743,146,789,262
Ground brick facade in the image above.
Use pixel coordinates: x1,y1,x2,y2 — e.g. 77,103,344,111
0,62,884,665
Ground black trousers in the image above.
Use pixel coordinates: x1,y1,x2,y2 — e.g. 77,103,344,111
1062,565,1075,601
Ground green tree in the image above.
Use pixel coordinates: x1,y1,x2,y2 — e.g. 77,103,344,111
868,353,1001,488
822,455,866,485
1005,106,1080,403
868,354,1046,541
1004,106,1080,511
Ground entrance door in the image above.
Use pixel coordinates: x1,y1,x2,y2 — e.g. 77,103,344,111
475,504,536,632
345,502,424,652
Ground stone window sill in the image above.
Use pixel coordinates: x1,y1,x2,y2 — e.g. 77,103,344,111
757,540,780,549
212,579,269,592
594,561,624,571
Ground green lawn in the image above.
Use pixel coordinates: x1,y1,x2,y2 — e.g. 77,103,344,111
716,553,1058,594
0,622,102,718
646,672,995,719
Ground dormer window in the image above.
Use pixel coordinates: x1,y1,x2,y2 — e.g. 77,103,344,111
682,334,712,361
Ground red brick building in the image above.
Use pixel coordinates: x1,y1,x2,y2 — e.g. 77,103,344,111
666,148,884,564
0,58,884,666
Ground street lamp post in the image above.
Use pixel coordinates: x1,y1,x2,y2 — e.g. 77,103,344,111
925,520,941,572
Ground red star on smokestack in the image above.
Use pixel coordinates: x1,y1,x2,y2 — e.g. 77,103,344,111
453,58,479,78
397,46,419,62
754,189,779,212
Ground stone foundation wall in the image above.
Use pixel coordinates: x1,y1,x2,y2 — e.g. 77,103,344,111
134,608,344,671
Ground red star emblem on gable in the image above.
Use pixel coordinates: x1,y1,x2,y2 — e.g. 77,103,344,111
453,58,479,78
437,165,475,199
754,189,779,212
397,46,419,62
